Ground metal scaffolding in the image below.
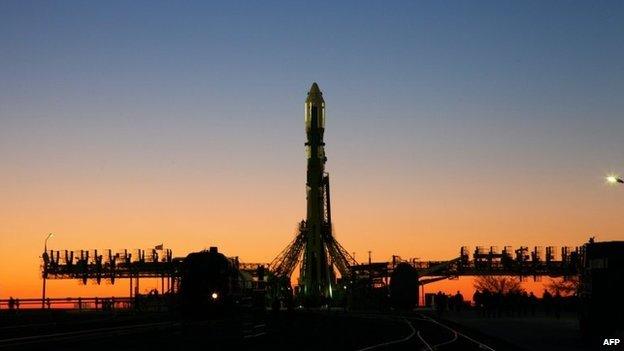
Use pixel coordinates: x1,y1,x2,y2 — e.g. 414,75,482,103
41,248,269,299
350,245,583,288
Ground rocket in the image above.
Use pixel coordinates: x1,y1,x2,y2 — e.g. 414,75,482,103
269,82,356,305
300,82,333,302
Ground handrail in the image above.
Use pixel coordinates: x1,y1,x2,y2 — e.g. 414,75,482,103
0,296,160,310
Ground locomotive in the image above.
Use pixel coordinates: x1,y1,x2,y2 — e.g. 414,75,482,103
178,247,248,318
389,262,419,310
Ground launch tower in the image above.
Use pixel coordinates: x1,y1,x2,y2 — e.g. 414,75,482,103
270,83,356,305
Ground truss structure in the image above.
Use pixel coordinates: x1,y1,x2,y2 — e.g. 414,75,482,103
269,175,357,285
268,222,306,278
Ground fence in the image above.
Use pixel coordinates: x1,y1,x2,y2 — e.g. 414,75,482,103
0,297,134,311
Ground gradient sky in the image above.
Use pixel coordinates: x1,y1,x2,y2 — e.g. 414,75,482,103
1,1,623,298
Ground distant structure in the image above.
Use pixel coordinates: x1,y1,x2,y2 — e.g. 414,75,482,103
32,82,624,333
269,83,356,305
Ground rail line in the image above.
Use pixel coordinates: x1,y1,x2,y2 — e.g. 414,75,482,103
417,315,495,351
0,321,177,348
356,317,416,351
353,312,496,351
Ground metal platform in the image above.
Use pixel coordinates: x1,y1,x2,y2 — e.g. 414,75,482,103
41,248,270,301
350,245,582,287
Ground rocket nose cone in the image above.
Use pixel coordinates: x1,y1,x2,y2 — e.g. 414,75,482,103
306,82,324,103
309,82,321,94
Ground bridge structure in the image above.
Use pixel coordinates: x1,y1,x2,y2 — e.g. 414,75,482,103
41,247,268,298
350,245,583,301
41,244,582,302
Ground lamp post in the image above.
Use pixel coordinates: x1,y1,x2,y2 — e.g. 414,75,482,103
42,233,53,308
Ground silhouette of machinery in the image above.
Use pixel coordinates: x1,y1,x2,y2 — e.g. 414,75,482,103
41,237,623,336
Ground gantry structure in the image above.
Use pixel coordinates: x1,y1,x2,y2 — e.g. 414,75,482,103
41,244,583,301
41,248,267,297
351,245,582,289
38,83,589,306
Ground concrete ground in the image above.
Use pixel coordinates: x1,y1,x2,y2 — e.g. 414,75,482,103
437,310,624,351
4,309,622,350
0,309,499,350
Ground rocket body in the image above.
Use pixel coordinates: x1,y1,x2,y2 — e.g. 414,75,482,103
268,82,354,305
300,83,333,302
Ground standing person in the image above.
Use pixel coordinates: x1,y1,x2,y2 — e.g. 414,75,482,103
529,292,537,316
473,290,482,314
435,291,444,316
454,291,464,312
482,289,492,317
542,290,553,316
554,292,562,319
520,291,529,316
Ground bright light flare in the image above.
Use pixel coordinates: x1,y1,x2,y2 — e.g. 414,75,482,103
211,292,218,300
606,175,623,184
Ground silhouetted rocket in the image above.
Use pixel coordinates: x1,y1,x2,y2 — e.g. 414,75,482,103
301,82,333,300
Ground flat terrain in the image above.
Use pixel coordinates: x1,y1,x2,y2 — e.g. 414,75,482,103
0,309,506,350
6,309,620,350
439,310,624,351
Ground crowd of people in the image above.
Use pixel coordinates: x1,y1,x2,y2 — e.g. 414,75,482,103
7,297,20,310
433,291,466,314
433,289,576,318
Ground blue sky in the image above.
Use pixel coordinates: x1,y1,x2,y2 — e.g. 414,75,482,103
1,1,624,278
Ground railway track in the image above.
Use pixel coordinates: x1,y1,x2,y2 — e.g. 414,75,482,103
355,313,496,351
0,321,178,349
0,310,494,351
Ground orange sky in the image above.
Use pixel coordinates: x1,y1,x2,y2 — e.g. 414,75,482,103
2,110,623,298
1,166,621,299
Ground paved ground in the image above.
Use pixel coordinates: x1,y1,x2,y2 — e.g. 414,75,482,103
439,310,624,351
0,310,503,350
11,309,620,350
368,313,503,351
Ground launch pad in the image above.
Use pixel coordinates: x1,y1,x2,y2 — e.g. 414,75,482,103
269,83,357,305
40,83,590,308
